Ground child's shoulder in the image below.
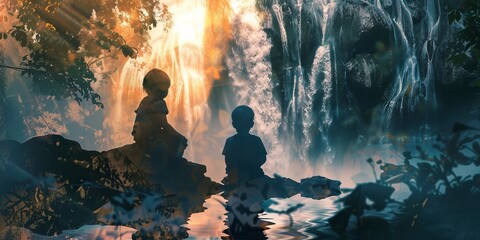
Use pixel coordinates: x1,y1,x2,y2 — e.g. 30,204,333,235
247,134,263,142
226,134,264,144
141,97,168,114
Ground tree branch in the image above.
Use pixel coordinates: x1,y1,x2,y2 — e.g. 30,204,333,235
87,48,121,68
0,63,44,72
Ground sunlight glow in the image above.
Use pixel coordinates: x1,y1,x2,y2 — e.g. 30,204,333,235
107,0,234,172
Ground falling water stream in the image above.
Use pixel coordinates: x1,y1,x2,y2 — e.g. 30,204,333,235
107,0,217,165
381,0,442,129
105,0,444,183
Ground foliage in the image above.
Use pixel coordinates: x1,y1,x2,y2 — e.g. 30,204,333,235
0,135,223,238
0,0,172,106
447,0,480,70
0,53,5,97
0,135,174,235
330,123,480,235
378,123,480,205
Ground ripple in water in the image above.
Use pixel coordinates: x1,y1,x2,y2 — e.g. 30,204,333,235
186,192,403,239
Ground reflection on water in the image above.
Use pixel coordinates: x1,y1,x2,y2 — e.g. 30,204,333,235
186,195,228,239
186,193,402,239
262,195,341,239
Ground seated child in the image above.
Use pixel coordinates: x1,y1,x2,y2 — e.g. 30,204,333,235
222,105,267,185
132,68,187,159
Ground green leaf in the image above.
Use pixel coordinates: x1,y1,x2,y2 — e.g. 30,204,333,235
448,10,461,23
120,45,134,57
450,53,469,66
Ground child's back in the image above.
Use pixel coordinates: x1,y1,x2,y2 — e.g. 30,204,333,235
223,133,266,183
132,96,168,143
132,69,187,159
222,106,267,184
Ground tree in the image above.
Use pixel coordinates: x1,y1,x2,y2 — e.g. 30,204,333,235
447,0,480,71
0,0,172,106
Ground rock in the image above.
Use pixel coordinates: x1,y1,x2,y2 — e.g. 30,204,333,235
300,175,342,199
332,0,393,60
346,53,394,120
0,135,220,236
96,143,220,196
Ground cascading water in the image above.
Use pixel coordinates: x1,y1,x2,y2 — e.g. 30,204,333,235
104,0,447,179
305,0,336,165
226,0,338,177
227,0,445,172
0,0,446,177
107,0,213,161
380,0,442,130
277,0,337,167
227,0,286,175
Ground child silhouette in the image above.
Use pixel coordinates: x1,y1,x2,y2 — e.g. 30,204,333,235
222,105,267,185
132,68,187,158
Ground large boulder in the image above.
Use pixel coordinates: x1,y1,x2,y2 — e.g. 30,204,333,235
332,0,394,60
0,135,220,236
331,0,398,122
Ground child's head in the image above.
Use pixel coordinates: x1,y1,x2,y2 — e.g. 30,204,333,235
231,105,254,134
143,69,171,99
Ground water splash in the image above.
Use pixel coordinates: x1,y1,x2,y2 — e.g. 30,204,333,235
227,0,286,175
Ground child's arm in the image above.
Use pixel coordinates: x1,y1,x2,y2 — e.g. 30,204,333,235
146,99,170,129
222,138,238,183
150,112,169,128
223,143,234,170
258,154,266,166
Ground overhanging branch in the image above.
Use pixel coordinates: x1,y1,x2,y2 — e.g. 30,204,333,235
0,63,44,72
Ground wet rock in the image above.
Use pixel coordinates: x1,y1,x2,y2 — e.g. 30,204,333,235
380,0,393,8
346,52,394,120
300,175,342,199
330,0,398,123
97,143,220,196
332,0,393,60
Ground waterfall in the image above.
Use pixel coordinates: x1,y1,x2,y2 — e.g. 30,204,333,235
227,0,444,169
1,0,453,183
381,0,442,129
271,0,337,165
309,45,333,164
107,0,212,161
227,0,286,175
227,0,337,176
306,0,336,165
